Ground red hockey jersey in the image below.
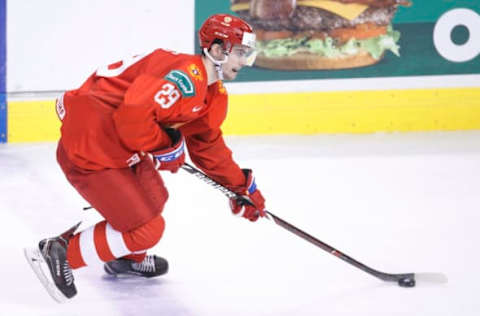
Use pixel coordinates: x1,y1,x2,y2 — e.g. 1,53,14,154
57,49,245,188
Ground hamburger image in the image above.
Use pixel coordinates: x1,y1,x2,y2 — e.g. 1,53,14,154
230,0,411,70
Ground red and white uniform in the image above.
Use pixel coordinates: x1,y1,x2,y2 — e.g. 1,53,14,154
57,49,245,268
58,49,244,186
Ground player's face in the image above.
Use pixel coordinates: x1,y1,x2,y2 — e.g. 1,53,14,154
222,45,256,80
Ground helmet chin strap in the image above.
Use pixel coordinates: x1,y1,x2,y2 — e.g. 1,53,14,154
203,48,228,81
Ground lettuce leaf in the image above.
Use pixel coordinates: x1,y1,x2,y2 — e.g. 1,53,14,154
257,25,401,60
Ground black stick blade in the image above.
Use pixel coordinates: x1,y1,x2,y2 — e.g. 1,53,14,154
398,276,416,287
389,272,448,287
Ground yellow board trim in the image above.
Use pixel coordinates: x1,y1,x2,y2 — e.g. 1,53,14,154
231,0,368,21
223,88,480,134
7,87,480,142
8,99,60,142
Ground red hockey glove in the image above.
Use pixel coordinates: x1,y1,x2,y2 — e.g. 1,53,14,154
229,169,266,222
150,128,185,173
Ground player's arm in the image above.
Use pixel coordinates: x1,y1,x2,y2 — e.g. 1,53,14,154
185,127,266,222
186,127,244,186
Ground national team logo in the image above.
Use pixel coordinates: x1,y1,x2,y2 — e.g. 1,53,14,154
188,64,203,82
224,16,232,23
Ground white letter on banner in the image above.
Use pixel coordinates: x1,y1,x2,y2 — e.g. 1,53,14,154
433,8,480,63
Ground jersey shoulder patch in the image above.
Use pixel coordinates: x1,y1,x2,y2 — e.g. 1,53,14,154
188,63,204,82
164,69,195,97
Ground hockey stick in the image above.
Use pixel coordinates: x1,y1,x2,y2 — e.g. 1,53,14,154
181,162,447,287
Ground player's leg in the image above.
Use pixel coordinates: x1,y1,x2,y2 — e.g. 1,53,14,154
57,141,171,275
56,141,169,232
67,216,169,278
25,143,170,301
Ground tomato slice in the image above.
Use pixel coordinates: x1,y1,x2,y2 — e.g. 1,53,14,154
255,29,294,41
329,23,388,42
255,23,387,43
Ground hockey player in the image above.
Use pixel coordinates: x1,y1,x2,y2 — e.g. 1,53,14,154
24,13,266,303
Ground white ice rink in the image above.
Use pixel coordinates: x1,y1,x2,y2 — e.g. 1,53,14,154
1,132,479,316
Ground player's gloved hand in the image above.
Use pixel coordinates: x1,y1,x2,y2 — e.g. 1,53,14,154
150,128,185,173
229,169,266,222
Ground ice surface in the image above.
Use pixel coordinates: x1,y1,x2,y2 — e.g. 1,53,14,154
1,131,480,316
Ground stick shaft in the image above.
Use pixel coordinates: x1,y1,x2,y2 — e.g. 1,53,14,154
181,162,412,282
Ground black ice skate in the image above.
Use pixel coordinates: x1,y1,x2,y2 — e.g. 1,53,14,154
24,222,81,303
104,255,169,278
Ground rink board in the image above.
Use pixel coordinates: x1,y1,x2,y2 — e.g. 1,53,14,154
6,87,480,142
0,0,5,143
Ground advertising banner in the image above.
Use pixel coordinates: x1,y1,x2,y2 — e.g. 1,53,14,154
195,1,480,82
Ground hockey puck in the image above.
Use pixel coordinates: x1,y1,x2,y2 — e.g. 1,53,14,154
398,277,416,287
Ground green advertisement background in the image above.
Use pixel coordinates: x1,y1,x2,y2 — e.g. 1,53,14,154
194,0,480,82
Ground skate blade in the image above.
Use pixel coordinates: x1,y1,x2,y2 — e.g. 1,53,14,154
103,265,144,279
23,247,68,303
103,263,120,277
